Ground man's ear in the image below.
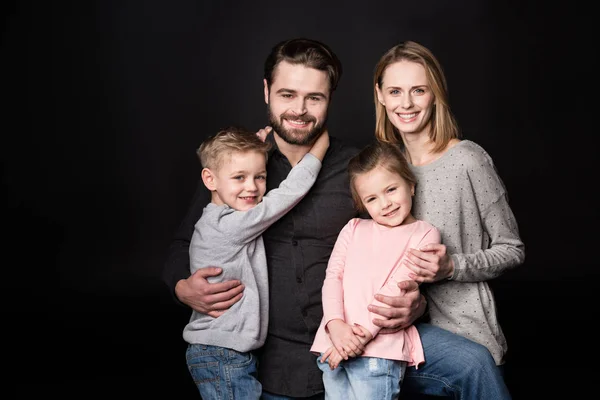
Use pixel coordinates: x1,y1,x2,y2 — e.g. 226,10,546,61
263,79,269,104
201,168,216,191
375,83,385,106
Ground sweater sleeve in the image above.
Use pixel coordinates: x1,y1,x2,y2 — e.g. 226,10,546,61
451,151,525,282
321,219,356,327
217,153,322,244
364,226,441,338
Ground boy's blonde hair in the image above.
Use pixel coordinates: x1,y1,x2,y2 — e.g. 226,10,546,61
348,141,417,213
197,126,272,170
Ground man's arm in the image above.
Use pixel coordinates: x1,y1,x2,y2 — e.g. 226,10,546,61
368,280,427,333
162,180,244,315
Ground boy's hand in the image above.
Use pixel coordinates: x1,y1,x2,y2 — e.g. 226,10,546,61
255,126,272,142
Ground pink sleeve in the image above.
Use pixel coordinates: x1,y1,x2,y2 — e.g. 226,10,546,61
321,219,356,328
366,226,442,337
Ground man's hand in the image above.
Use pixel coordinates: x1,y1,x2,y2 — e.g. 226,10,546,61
368,280,426,333
175,267,245,317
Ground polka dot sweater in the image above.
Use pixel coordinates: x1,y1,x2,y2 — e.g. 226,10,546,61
409,140,525,365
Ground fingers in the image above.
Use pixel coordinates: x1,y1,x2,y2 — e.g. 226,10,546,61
208,291,244,312
418,243,445,253
255,126,272,142
320,347,333,363
351,324,365,337
397,279,419,292
193,266,224,279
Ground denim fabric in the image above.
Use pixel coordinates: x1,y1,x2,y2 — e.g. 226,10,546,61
186,343,261,399
261,392,324,400
402,323,512,400
317,354,405,399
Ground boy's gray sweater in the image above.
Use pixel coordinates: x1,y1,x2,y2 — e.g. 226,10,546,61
183,153,322,352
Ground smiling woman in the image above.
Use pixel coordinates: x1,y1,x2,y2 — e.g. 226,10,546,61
373,40,525,397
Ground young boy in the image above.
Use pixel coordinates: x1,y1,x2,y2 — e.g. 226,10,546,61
183,126,329,399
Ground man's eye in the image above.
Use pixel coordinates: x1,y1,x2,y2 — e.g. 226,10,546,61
309,96,321,101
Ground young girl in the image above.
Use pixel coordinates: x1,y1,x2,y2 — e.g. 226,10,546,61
310,141,440,399
373,40,525,395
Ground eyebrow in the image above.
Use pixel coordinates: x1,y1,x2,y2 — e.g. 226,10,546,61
385,84,428,90
275,88,328,99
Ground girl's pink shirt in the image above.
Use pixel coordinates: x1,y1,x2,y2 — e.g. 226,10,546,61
310,218,440,366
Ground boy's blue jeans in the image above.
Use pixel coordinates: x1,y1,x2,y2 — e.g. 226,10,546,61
316,354,407,399
186,343,262,400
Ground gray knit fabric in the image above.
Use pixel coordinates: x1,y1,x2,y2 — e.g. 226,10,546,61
183,153,322,352
409,140,525,365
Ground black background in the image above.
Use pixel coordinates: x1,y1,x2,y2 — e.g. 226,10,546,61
3,0,596,398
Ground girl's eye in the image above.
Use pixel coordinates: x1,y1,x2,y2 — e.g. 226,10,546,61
257,175,266,181
387,187,396,193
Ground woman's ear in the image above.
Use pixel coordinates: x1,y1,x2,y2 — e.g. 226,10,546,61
201,168,216,191
375,83,385,106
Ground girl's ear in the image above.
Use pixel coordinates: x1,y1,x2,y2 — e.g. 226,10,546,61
201,168,216,191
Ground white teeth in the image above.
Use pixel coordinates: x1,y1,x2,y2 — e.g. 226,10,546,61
398,113,416,119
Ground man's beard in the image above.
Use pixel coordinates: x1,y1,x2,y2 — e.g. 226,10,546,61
267,106,327,146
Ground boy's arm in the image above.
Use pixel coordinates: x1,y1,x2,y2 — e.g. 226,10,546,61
219,131,329,243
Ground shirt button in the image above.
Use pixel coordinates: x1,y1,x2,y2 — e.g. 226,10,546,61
292,240,298,246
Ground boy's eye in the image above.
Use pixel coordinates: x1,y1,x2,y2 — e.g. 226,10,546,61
233,175,244,181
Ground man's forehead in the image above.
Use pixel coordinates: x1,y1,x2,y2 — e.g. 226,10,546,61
271,61,330,93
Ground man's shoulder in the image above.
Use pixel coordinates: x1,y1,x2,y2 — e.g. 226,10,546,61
329,135,361,159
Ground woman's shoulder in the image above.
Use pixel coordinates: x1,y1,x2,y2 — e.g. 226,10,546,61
451,140,496,168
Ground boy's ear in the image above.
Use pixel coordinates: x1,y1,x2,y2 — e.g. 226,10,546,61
201,168,216,191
